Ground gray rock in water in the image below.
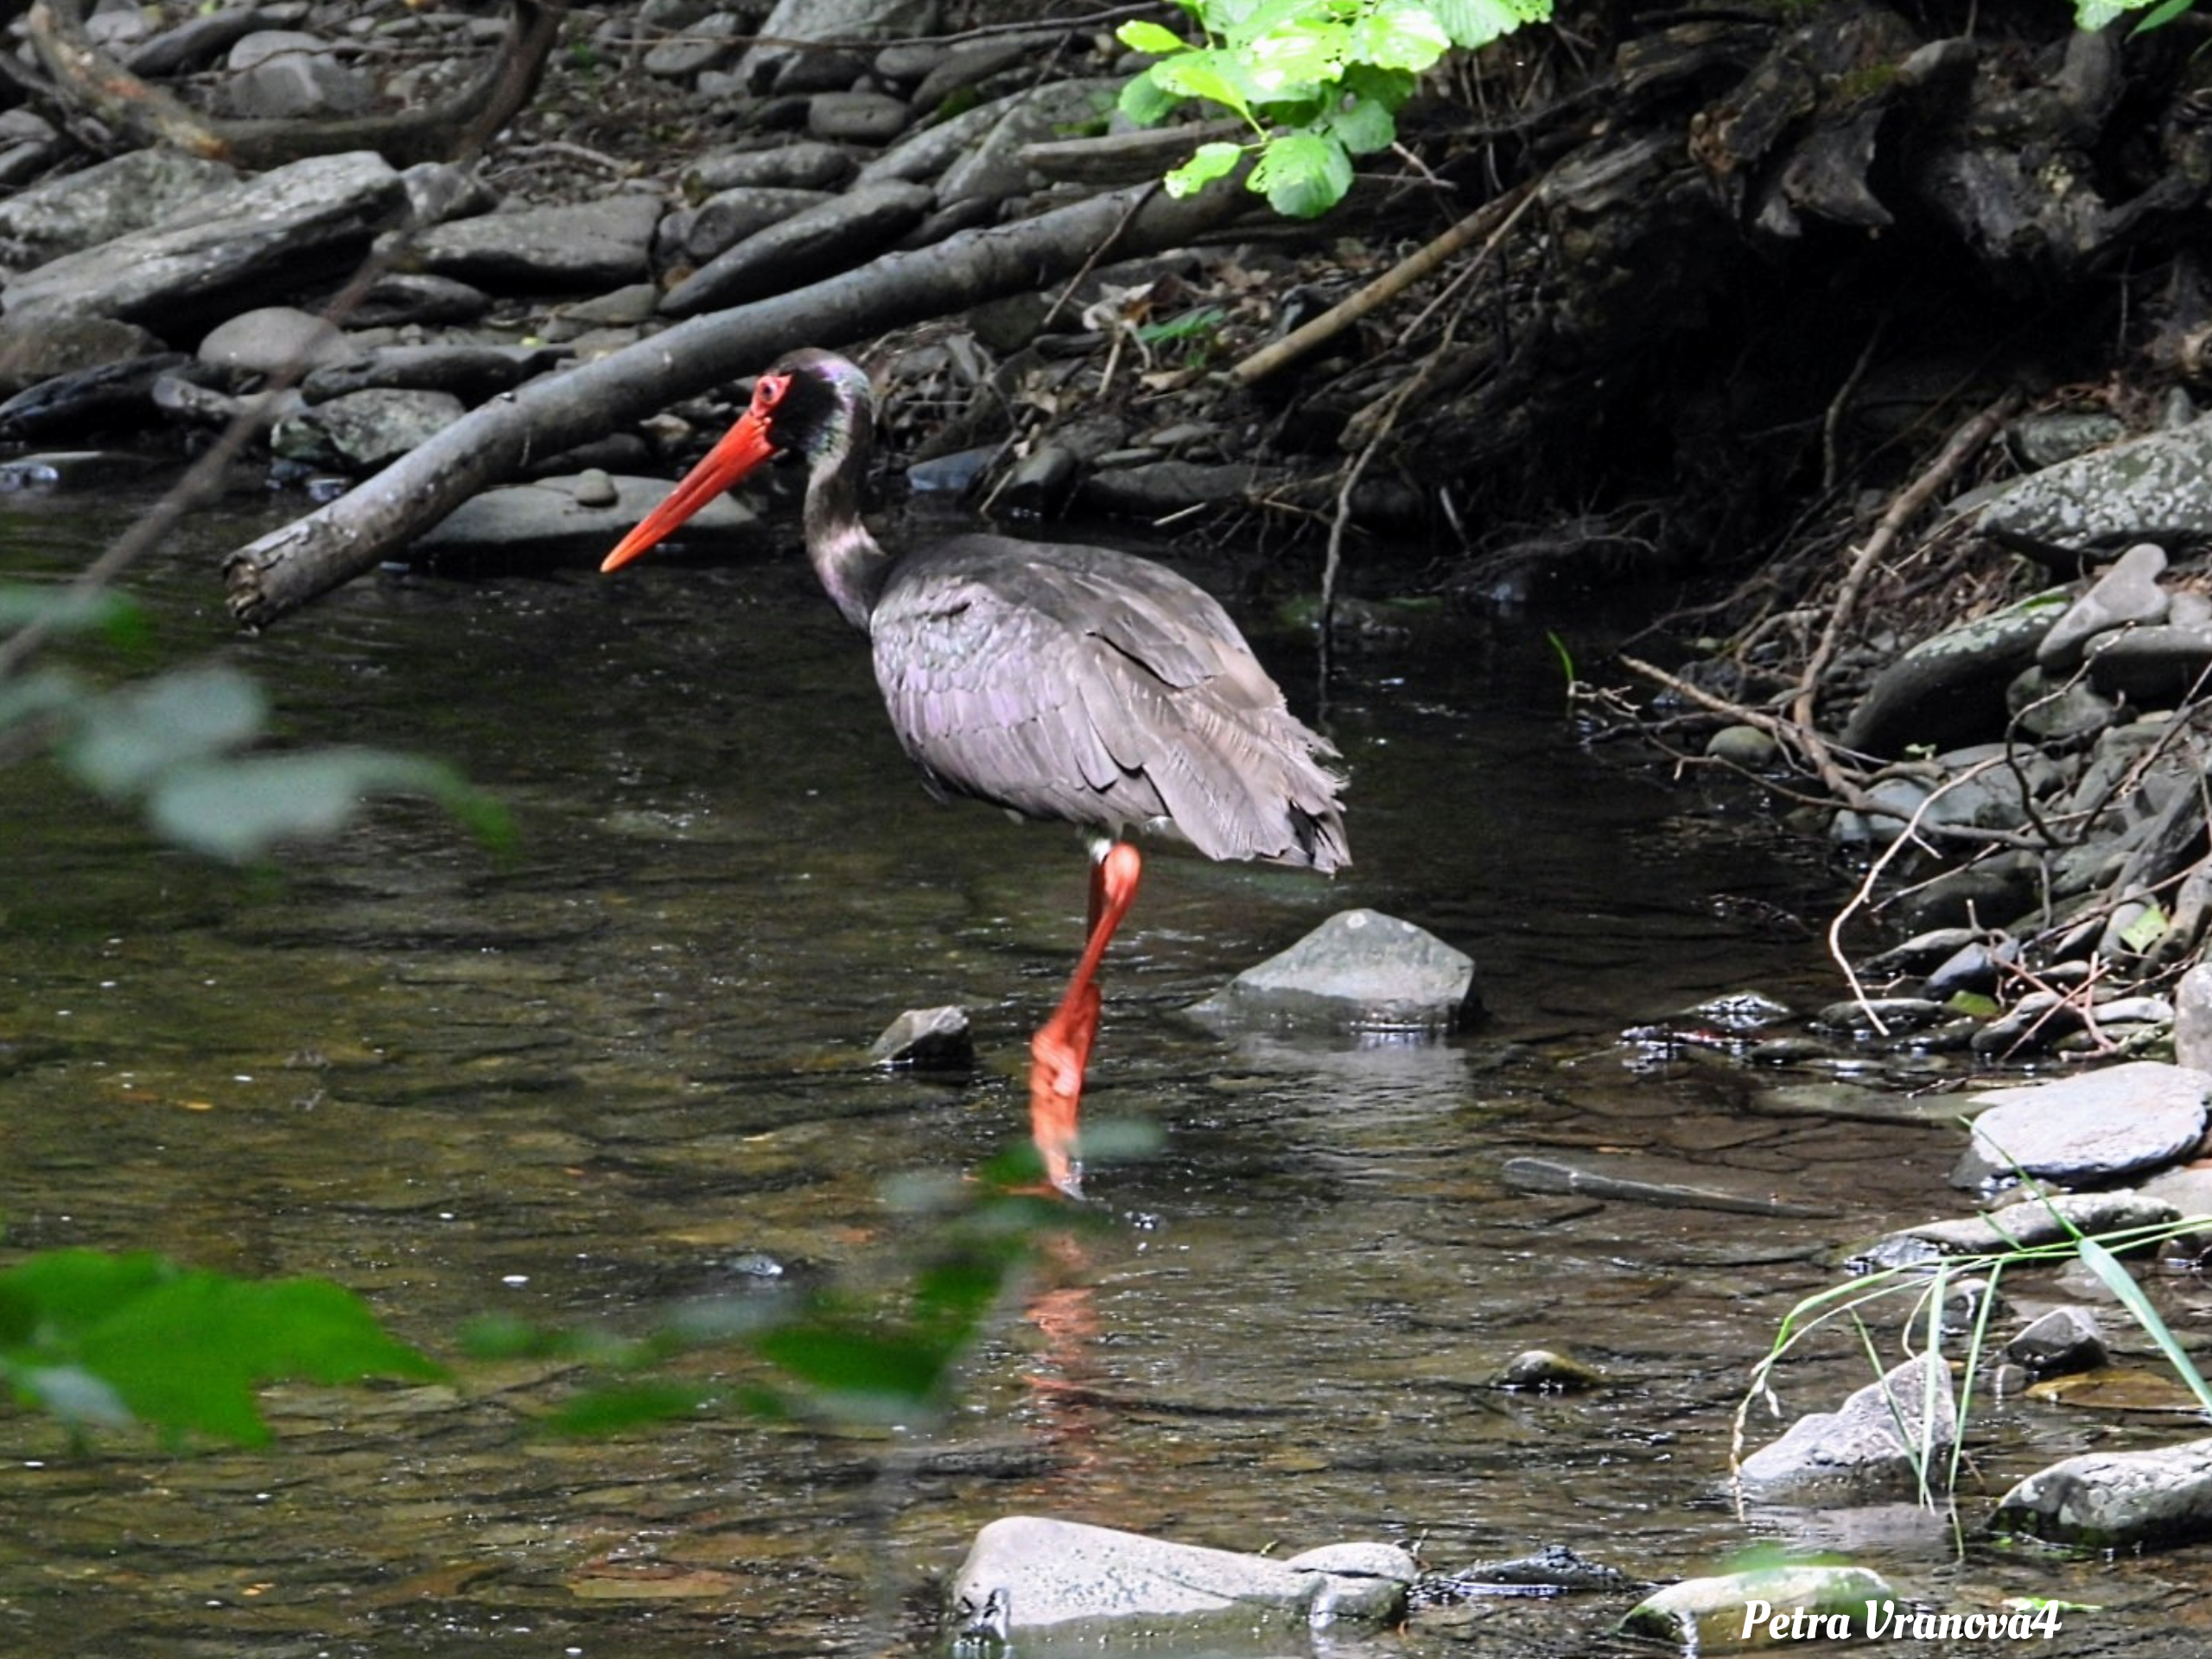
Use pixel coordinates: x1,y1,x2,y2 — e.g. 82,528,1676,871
0,149,238,270
1839,588,2070,758
659,181,932,315
301,344,563,405
947,1516,1413,1643
868,1005,972,1069
1976,419,2212,558
2006,1306,2107,1376
1737,1355,1955,1503
272,387,467,472
3,150,404,327
1704,722,1777,766
1620,1565,1895,1647
1878,1191,2180,1259
1190,908,1478,1034
0,450,162,492
1961,1061,2210,1185
198,305,355,376
404,194,664,293
1993,1437,2212,1549
412,472,760,559
0,355,193,439
2038,542,2170,669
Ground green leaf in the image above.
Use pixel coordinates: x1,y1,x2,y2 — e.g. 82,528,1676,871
1342,61,1418,112
1153,49,1258,121
145,747,512,862
1429,0,1554,48
1347,1,1453,73
60,663,267,800
0,1249,443,1446
752,1323,953,1419
1251,129,1356,218
1116,19,1188,55
1328,94,1398,156
1165,140,1246,197
1246,22,1344,94
2133,0,2197,29
2077,1236,2212,1412
2120,901,2169,953
1117,65,1186,126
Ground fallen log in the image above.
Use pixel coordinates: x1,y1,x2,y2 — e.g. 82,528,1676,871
222,180,1249,629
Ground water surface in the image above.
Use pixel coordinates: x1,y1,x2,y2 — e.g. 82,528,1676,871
1,485,2203,1656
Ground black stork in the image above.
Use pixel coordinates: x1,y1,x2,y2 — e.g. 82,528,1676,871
601,348,1348,1195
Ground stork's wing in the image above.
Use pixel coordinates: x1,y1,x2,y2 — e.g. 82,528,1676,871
868,536,1347,871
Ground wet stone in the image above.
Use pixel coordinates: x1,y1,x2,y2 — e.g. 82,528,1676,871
1992,1437,2212,1550
412,473,760,560
868,1005,972,1070
0,451,156,492
1887,1191,2180,1257
1959,1060,2211,1185
1621,1565,1895,1649
1737,1355,1955,1503
2006,1306,2107,1376
272,387,466,472
1704,722,1777,766
1187,908,1479,1035
1492,1349,1600,1391
947,1516,1414,1643
681,140,855,194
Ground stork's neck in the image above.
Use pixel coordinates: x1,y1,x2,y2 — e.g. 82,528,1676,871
800,391,891,631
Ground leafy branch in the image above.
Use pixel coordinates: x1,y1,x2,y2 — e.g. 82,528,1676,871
1116,0,1553,217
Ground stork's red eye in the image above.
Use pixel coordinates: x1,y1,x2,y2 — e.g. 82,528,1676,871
751,372,793,416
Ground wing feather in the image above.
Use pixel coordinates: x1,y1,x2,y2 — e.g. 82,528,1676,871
868,535,1347,870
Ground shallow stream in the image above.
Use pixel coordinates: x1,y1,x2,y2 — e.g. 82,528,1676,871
3,485,2208,1656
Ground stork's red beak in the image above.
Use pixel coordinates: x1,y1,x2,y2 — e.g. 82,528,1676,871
601,405,779,573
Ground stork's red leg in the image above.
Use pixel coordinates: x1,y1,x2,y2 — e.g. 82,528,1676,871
1028,841,1141,1197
